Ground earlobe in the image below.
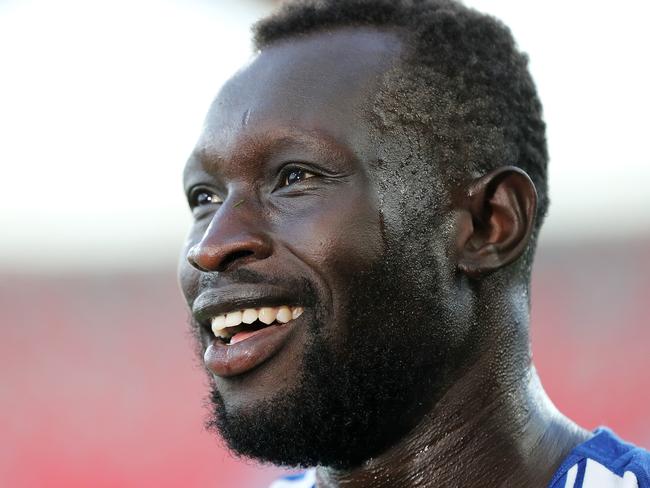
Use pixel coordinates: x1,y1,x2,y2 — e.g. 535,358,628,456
457,166,537,278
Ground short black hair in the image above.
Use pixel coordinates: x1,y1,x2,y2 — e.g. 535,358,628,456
254,0,549,236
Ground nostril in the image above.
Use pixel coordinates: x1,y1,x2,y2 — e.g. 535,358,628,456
218,250,255,272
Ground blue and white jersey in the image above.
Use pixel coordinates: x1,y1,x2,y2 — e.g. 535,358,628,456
269,469,316,488
549,428,650,487
270,428,650,487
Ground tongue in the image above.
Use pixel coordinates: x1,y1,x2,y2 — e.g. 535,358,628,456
230,328,267,345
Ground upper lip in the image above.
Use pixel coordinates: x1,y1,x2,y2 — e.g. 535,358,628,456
192,284,303,327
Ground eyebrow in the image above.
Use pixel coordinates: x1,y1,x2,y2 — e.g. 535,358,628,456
184,127,356,186
261,130,356,166
182,150,223,193
189,146,226,173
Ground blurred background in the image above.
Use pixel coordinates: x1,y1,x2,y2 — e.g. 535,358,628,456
1,0,648,486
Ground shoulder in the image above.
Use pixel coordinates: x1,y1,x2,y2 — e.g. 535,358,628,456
269,469,316,488
549,427,650,488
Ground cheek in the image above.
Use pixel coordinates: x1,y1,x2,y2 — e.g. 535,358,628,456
276,188,384,305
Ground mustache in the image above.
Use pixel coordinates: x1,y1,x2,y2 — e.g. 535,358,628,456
198,268,320,308
200,267,282,287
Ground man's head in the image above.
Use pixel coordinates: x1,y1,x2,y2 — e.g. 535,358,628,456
179,0,544,470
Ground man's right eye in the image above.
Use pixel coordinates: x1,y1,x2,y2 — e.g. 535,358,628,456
190,190,223,209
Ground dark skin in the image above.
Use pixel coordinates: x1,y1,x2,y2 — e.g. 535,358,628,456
180,28,589,487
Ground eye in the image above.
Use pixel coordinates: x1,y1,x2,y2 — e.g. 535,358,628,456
189,189,223,209
280,167,315,188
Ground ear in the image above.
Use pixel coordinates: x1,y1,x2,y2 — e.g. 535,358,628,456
456,166,538,278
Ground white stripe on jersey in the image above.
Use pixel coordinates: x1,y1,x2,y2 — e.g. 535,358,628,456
565,459,639,488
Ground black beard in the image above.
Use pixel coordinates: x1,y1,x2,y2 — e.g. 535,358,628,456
205,237,470,470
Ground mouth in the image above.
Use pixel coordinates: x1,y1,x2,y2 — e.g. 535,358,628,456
193,286,308,378
210,305,304,345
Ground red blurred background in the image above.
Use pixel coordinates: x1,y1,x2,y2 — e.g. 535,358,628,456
2,242,649,488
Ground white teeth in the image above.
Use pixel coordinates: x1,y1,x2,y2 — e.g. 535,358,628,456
225,311,243,327
276,306,292,324
210,305,305,338
241,308,258,324
292,306,304,320
258,307,277,325
211,315,226,335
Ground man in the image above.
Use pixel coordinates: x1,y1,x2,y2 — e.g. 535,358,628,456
179,0,650,486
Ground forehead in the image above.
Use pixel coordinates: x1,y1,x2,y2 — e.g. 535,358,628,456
192,28,403,166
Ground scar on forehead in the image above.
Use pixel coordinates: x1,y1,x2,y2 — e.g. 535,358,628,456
241,108,251,127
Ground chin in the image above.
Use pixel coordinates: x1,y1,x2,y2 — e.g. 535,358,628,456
203,323,434,469
210,366,303,416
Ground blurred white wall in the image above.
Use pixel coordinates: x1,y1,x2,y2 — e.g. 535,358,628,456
1,0,648,272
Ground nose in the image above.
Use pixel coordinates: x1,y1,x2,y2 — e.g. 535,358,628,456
187,202,272,273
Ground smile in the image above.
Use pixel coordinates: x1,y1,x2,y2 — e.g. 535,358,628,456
193,286,308,378
211,306,305,344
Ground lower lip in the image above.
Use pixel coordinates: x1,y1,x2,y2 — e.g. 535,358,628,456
203,320,298,378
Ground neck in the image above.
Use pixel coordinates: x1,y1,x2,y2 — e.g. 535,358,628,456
315,359,589,488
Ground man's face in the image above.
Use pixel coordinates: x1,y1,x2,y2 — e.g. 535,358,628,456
179,29,470,468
